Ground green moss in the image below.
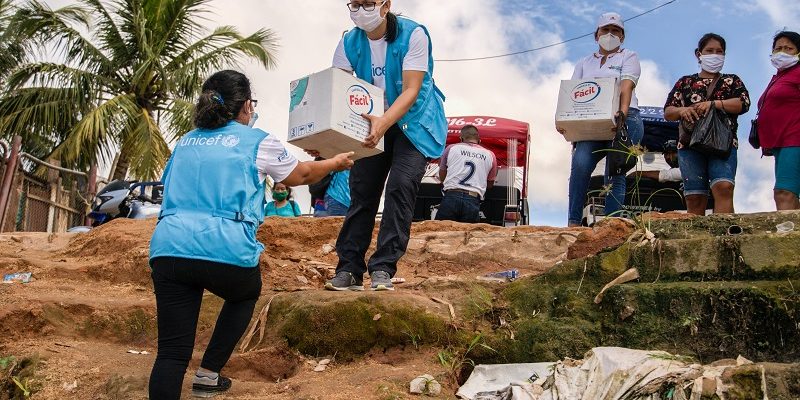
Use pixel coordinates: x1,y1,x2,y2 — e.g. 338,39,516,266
725,366,764,400
1,354,43,400
80,308,157,344
272,296,451,360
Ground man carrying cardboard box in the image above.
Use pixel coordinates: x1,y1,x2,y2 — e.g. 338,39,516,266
322,0,447,291
564,12,645,227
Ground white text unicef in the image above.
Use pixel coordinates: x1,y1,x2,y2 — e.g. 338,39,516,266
178,134,240,148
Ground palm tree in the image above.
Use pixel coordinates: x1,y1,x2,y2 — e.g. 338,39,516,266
0,0,277,180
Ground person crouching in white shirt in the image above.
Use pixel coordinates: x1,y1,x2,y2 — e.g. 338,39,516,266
436,125,498,223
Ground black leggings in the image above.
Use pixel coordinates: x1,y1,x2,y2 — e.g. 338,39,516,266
148,257,262,400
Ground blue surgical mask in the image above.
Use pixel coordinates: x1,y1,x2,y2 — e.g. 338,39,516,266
248,112,259,128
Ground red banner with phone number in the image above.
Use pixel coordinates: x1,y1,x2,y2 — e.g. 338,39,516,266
443,116,529,168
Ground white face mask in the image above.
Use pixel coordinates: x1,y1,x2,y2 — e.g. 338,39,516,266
597,33,622,52
248,112,259,128
771,52,799,70
699,54,725,74
350,2,385,33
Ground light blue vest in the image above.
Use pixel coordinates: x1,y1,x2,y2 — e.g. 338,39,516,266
343,16,447,159
150,121,267,267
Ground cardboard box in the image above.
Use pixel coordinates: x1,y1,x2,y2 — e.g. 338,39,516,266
555,78,620,142
288,68,385,160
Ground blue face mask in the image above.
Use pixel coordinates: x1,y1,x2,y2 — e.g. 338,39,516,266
248,112,259,128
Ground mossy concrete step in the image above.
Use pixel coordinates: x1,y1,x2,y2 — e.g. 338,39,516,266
550,231,800,284
258,291,458,360
647,210,800,239
489,279,800,365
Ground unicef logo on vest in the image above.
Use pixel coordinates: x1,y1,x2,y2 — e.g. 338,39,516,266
571,82,602,104
346,85,374,115
221,135,240,147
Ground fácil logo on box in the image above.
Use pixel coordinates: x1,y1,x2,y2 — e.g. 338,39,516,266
346,85,374,115
571,82,601,104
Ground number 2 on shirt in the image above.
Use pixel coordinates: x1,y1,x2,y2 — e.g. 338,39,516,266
458,161,476,186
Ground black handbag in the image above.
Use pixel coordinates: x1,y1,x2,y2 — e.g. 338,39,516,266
606,113,637,176
749,119,760,149
689,105,734,158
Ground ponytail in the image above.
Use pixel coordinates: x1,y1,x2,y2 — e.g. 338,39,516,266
385,12,398,43
193,70,252,130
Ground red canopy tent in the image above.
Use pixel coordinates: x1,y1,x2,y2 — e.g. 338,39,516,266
441,116,530,197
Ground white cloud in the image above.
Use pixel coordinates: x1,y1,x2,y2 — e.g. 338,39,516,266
756,0,800,29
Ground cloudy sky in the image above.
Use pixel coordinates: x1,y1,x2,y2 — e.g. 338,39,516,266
44,0,800,226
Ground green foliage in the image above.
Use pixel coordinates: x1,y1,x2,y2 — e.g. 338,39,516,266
0,0,278,179
1,354,42,400
437,333,495,385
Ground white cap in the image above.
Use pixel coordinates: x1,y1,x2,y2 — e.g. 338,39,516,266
597,12,624,30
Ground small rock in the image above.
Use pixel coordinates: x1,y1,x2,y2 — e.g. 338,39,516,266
313,364,327,372
296,275,309,285
318,359,331,366
321,243,335,255
373,313,382,321
619,305,636,321
390,277,406,284
410,374,441,395
305,267,323,278
306,359,318,366
140,351,150,355
62,380,78,392
127,350,141,354
736,355,753,366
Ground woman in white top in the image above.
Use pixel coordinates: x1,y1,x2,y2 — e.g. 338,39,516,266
566,12,644,227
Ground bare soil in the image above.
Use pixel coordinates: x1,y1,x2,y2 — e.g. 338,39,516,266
0,217,597,399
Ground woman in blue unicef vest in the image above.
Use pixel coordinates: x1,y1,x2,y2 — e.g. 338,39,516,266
148,70,353,399
324,0,447,291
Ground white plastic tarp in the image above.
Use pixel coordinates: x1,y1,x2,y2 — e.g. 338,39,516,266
457,363,554,400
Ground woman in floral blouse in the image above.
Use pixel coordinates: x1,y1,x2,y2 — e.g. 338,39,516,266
664,33,751,216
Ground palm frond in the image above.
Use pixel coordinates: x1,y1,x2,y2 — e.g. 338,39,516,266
119,107,170,179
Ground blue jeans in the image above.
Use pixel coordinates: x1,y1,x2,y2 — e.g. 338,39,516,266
435,191,481,223
678,144,737,196
568,109,644,225
324,193,349,217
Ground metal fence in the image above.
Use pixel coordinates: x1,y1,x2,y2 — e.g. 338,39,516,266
0,136,100,233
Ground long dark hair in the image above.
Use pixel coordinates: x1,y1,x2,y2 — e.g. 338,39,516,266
385,12,398,43
773,31,800,52
193,70,252,130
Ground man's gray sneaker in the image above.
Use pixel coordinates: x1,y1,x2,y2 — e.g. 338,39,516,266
370,271,395,291
325,271,364,291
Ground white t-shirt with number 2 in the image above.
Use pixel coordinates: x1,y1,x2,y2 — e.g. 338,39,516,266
332,27,429,110
440,143,498,199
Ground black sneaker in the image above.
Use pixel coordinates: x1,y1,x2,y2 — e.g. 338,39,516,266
370,271,395,291
325,271,364,291
192,374,231,398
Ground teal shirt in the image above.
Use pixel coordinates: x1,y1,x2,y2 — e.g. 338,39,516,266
326,170,351,208
264,201,302,218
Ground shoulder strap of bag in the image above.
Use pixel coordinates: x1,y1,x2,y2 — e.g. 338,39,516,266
757,75,783,113
705,75,722,101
